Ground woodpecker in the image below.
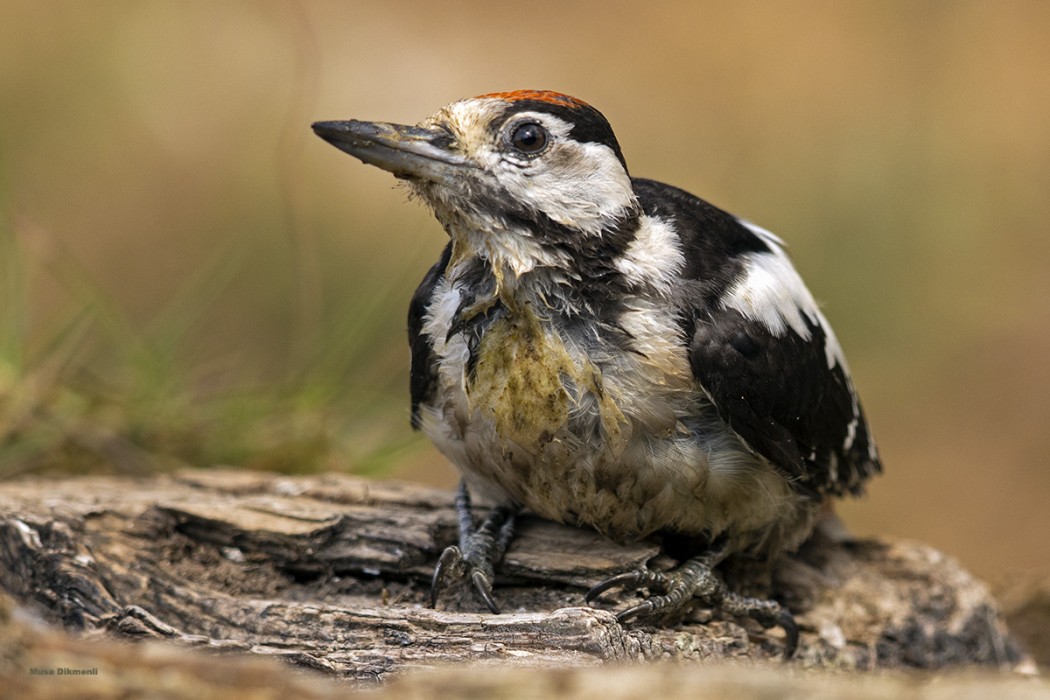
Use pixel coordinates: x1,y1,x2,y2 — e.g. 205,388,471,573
313,90,881,656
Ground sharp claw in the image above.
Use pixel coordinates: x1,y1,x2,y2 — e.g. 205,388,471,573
615,600,654,624
432,496,519,615
585,570,647,603
743,601,800,659
430,545,503,614
430,546,462,608
779,610,799,660
588,555,801,656
471,570,501,614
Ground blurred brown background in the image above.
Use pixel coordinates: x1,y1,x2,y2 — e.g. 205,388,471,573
1,1,1048,584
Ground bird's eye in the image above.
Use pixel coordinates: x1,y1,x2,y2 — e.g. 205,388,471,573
509,123,549,155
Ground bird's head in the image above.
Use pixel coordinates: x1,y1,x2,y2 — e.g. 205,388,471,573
314,91,639,279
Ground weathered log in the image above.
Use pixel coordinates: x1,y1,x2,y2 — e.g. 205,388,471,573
2,592,1047,700
0,469,1031,684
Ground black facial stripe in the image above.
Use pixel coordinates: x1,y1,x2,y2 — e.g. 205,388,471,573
493,100,628,172
495,198,640,293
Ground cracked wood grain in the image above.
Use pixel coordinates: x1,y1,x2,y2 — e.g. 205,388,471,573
0,469,1028,683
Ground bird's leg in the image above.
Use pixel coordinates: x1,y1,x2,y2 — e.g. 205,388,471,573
430,480,519,614
586,540,799,658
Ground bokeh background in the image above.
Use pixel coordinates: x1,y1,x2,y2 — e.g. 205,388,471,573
1,1,1048,584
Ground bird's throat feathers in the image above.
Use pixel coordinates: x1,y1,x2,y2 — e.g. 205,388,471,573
426,193,644,307
444,217,569,297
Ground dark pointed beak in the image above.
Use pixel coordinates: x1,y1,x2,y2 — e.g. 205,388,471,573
312,120,468,185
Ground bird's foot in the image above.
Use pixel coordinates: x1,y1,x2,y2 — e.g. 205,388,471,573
430,481,518,614
430,544,501,613
586,552,799,658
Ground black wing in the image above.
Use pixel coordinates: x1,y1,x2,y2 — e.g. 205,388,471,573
632,178,881,497
689,306,880,497
407,243,451,430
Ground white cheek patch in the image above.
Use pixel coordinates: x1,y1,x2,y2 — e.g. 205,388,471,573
504,139,635,235
445,109,633,236
419,103,637,279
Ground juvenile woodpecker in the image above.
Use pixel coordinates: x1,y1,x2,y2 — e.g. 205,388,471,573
313,90,881,655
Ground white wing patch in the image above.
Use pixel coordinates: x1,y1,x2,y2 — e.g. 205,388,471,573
721,249,817,340
724,220,848,372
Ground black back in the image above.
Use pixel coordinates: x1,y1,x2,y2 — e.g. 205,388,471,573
634,178,881,497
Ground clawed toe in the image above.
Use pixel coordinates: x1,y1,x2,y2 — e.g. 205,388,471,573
585,568,669,603
777,609,799,658
429,543,502,614
586,569,670,624
429,545,465,608
429,482,518,614
614,599,659,624
470,569,500,614
586,552,799,659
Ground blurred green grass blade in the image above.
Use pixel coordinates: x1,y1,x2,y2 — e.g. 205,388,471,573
0,221,26,375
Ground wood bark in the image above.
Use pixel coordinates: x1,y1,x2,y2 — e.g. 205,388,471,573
0,469,1031,685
